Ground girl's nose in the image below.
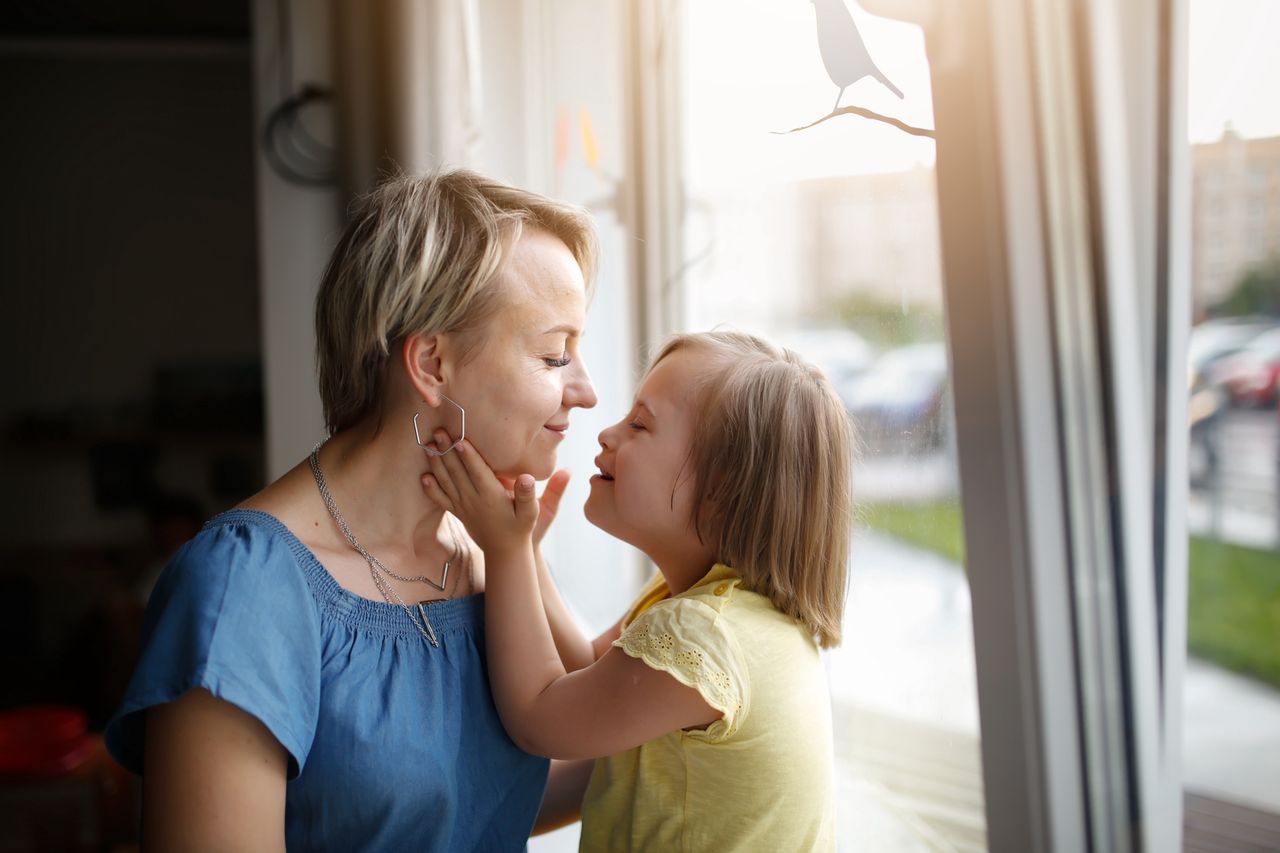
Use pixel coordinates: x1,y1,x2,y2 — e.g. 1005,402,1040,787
598,421,617,449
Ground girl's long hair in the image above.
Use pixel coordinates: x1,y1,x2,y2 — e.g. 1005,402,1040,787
653,330,853,648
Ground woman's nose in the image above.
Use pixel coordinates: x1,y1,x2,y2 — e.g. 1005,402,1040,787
567,360,598,410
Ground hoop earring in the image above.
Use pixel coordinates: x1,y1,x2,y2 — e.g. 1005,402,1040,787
414,394,466,456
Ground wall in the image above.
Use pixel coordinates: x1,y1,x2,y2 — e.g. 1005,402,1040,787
0,40,262,546
250,0,341,477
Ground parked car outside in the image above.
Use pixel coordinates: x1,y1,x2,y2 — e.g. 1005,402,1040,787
844,342,949,454
1187,317,1275,379
779,327,876,403
1212,327,1280,408
1186,318,1272,483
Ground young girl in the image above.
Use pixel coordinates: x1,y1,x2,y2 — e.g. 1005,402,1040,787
422,330,852,851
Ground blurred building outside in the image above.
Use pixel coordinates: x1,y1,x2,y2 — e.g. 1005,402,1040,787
1192,129,1280,311
728,128,1279,332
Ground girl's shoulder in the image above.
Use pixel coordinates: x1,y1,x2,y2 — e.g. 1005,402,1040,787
674,565,793,624
654,567,822,668
618,565,814,670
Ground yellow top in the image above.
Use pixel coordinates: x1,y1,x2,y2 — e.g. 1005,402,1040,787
579,564,836,852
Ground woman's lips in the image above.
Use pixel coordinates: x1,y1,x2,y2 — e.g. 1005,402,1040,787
544,423,568,440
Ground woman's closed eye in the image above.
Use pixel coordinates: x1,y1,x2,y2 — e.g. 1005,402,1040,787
544,353,572,368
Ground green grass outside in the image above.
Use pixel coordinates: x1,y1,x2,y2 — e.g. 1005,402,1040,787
861,501,967,565
861,501,1280,688
1186,538,1280,687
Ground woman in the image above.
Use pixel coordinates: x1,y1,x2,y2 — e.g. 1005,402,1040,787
106,170,614,850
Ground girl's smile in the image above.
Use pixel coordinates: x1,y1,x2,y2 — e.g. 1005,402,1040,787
584,348,715,584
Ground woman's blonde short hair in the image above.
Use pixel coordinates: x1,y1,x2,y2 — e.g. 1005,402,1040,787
315,169,598,434
653,330,854,648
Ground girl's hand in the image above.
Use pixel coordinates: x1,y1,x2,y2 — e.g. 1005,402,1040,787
422,460,570,548
422,430,538,555
528,469,571,547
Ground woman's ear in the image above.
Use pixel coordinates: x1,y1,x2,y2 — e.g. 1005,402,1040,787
402,333,446,405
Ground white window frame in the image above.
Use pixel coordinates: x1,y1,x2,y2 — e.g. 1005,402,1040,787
893,0,1189,848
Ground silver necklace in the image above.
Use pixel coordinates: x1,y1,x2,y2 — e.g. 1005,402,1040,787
308,443,465,647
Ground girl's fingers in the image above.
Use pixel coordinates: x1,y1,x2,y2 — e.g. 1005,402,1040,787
434,430,478,498
539,469,571,518
427,450,460,504
421,474,454,512
531,469,570,544
456,439,502,489
514,475,539,526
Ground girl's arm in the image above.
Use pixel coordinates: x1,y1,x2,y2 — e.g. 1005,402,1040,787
527,469,596,672
425,442,720,761
431,461,617,673
531,544,593,671
592,616,625,660
142,688,287,851
534,548,625,672
485,541,720,760
532,759,596,835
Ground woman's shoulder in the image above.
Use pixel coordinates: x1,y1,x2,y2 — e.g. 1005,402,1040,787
109,506,328,779
187,506,304,561
157,507,322,606
230,459,322,536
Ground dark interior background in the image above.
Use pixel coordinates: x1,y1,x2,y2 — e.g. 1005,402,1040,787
0,1,262,735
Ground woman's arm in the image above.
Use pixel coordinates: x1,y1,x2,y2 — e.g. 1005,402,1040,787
532,758,596,835
142,688,288,852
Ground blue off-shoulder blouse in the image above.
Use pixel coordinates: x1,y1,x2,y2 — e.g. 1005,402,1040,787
106,509,548,852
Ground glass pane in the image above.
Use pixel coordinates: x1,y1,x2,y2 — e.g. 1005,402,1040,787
680,2,985,849
1182,0,1280,838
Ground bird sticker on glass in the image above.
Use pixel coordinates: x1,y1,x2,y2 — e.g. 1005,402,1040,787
811,0,904,112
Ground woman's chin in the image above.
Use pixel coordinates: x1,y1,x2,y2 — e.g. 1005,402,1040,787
469,442,553,483
493,459,554,483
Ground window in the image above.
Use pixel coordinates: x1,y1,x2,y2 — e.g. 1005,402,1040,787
524,0,1278,849
1182,1,1280,840
676,2,983,848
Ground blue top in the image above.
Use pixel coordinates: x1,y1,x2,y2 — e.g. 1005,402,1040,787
106,509,548,852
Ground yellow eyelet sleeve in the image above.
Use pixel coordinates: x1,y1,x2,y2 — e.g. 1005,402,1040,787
613,597,750,741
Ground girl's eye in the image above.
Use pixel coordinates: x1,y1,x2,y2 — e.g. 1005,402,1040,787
627,421,645,431
544,354,572,368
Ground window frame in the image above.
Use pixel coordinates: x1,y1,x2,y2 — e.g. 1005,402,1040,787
912,0,1189,848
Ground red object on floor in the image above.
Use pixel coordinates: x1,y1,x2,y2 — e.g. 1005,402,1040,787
0,705,98,778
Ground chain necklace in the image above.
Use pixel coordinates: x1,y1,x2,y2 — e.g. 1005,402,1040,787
309,443,465,647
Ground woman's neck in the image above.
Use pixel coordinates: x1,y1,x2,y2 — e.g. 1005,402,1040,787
313,416,447,554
